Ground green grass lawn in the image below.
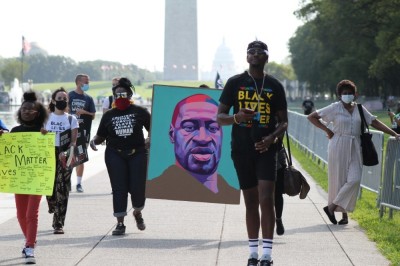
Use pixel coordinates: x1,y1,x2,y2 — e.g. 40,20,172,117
290,138,400,265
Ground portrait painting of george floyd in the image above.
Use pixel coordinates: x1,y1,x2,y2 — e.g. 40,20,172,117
146,85,240,204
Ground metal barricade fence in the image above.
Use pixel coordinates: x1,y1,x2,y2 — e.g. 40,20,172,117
380,138,400,218
288,110,384,198
360,132,384,195
288,112,328,165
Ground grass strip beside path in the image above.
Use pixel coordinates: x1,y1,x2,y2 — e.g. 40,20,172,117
290,140,400,265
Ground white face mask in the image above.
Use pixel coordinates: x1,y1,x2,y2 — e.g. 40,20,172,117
341,94,354,104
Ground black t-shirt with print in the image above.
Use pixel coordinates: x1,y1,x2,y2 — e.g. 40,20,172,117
68,91,96,133
96,105,151,150
219,71,287,152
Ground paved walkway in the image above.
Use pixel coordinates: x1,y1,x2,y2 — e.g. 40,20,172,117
0,146,390,265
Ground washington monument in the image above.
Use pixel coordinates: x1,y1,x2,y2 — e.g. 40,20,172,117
164,0,198,80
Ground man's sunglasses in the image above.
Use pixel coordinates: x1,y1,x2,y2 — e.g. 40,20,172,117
247,48,268,55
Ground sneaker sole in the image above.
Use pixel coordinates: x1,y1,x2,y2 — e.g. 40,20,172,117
137,224,146,231
25,257,36,264
112,231,125,235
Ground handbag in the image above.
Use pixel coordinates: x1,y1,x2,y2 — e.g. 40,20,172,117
283,131,310,199
357,104,379,166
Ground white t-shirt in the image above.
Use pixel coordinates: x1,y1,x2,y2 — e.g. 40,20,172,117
45,112,79,146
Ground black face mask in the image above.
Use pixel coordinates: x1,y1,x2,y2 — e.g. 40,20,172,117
55,100,67,110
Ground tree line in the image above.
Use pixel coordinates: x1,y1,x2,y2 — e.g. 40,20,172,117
0,54,162,86
289,0,400,98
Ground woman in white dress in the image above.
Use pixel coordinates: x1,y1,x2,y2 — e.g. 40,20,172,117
308,80,400,225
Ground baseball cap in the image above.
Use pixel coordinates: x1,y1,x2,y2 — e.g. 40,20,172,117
247,40,268,51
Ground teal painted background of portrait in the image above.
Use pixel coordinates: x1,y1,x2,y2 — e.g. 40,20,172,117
147,85,239,189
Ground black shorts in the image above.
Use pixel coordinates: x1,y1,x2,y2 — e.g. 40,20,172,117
231,144,278,190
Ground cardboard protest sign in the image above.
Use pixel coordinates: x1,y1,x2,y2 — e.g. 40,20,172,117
146,85,240,204
0,132,56,195
59,128,88,169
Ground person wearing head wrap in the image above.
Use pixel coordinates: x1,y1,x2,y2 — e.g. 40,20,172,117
89,77,151,235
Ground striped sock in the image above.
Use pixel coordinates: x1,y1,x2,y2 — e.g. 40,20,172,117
261,238,273,260
248,239,259,258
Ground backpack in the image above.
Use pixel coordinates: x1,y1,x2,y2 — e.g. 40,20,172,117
108,95,113,109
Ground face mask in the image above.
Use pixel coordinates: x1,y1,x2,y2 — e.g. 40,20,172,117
82,84,89,91
55,100,67,110
341,94,354,104
114,98,131,110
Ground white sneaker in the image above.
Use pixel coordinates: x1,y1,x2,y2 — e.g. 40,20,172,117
23,247,36,264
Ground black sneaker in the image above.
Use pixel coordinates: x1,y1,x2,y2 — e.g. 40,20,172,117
133,211,146,231
76,184,84,193
247,258,259,266
53,227,64,234
260,259,273,266
112,223,126,235
276,218,285,235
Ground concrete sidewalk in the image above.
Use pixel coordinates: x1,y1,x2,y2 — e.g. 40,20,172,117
0,146,390,265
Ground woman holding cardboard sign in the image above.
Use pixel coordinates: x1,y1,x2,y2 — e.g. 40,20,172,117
9,91,48,264
43,87,79,234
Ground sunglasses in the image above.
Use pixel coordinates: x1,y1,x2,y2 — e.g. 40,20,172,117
247,48,268,55
115,92,128,98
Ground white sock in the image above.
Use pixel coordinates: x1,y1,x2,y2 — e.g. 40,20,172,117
248,239,259,258
77,176,82,185
261,238,273,260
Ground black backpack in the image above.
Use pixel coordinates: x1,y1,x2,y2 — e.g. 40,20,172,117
108,95,113,109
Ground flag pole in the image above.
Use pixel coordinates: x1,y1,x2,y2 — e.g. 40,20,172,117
21,53,24,83
21,36,24,83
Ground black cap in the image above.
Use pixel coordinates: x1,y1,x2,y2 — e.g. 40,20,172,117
247,40,268,51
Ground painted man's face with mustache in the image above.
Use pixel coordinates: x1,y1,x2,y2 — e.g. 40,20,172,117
170,101,222,175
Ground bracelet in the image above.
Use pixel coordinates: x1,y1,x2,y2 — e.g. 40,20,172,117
233,114,240,124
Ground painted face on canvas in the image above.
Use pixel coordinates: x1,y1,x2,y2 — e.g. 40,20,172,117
170,100,222,175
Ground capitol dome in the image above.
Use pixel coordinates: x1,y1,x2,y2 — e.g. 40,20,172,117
212,39,237,82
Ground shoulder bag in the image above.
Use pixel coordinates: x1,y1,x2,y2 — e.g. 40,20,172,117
357,104,379,166
283,131,310,199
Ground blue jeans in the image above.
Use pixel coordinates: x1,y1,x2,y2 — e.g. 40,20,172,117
105,147,147,218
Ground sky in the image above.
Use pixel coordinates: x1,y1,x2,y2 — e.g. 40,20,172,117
0,0,304,76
